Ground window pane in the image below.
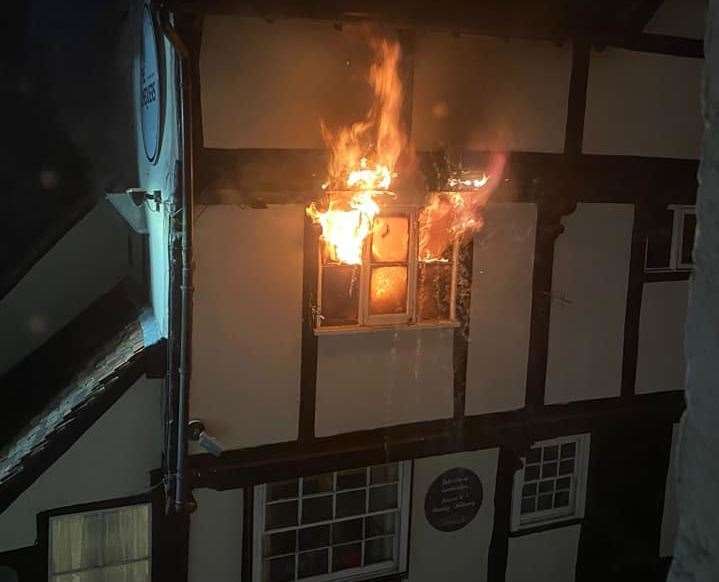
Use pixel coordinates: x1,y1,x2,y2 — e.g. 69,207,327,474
681,212,696,265
554,491,571,508
527,448,541,464
369,485,398,512
542,463,558,479
102,506,150,566
365,513,396,537
264,556,295,582
337,468,366,490
520,497,535,514
51,513,103,573
645,209,674,269
417,263,452,321
543,445,558,461
265,531,297,557
418,197,455,261
521,483,537,497
267,480,299,502
559,459,575,476
332,543,362,571
365,537,394,565
332,518,363,545
303,474,333,495
301,496,332,525
370,464,399,485
560,442,576,459
321,266,360,325
538,480,554,495
298,549,329,579
537,494,553,511
556,477,572,491
336,491,366,518
369,266,407,315
266,501,298,530
371,216,408,263
298,525,330,551
53,561,150,582
524,465,540,481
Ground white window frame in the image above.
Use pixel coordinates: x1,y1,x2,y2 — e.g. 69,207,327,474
510,433,591,532
645,204,696,272
48,502,152,581
315,206,459,334
253,462,412,582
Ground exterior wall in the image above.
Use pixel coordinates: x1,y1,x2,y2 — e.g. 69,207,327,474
584,48,703,159
315,328,454,437
505,525,581,582
191,205,303,449
408,449,498,582
635,281,689,394
466,203,536,415
660,423,681,558
189,488,244,582
545,203,634,404
0,377,162,552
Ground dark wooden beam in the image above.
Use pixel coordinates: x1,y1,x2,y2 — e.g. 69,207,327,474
564,38,591,156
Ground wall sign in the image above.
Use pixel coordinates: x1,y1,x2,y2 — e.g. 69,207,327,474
424,467,483,532
140,3,163,163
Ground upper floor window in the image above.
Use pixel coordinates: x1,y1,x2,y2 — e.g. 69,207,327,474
645,205,696,272
510,434,590,531
48,502,151,581
316,205,459,333
254,463,411,582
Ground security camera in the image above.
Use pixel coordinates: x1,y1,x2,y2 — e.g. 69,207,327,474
188,420,224,457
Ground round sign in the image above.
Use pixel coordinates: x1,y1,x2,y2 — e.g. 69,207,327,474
424,467,483,532
140,3,163,163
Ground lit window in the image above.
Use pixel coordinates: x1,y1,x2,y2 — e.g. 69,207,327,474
510,434,590,531
254,463,411,582
316,206,459,332
645,205,696,272
48,503,151,581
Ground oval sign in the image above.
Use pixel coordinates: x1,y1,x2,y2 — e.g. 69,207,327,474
424,467,483,532
140,3,162,163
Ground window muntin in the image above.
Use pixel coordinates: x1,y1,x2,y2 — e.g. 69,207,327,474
254,463,411,582
511,435,590,531
645,205,696,272
48,503,151,582
316,208,458,332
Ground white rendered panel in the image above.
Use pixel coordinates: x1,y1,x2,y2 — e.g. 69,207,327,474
505,525,581,582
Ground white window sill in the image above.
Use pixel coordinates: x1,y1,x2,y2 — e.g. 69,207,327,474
314,320,460,336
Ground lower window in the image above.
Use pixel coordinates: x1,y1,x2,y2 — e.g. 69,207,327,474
48,502,151,581
510,434,590,531
254,462,411,582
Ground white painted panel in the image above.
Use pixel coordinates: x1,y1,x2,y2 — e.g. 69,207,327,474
545,203,634,403
189,488,244,582
660,423,681,557
315,328,453,437
0,378,162,552
505,525,581,582
191,205,303,448
201,16,375,149
0,203,130,374
636,281,689,394
584,48,703,159
412,33,571,153
645,0,706,39
466,203,536,415
408,449,498,582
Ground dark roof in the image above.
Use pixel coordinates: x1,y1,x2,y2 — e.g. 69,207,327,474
0,280,165,513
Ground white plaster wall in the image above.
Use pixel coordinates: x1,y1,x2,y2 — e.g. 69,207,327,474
407,449,498,582
315,328,453,437
505,525,581,582
661,423,681,558
0,203,131,374
411,34,571,153
0,377,162,552
645,0,706,39
191,205,303,449
189,488,244,582
545,203,634,404
466,203,535,415
635,281,689,394
584,48,703,159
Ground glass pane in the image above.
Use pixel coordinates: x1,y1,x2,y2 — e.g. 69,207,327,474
365,513,396,537
102,505,150,566
520,497,535,515
554,491,571,508
321,266,360,325
560,442,576,459
303,474,333,495
337,468,366,490
369,485,398,512
266,501,298,530
370,464,399,485
265,531,297,557
524,465,540,482
543,445,558,461
417,263,452,321
301,496,332,525
542,463,558,479
336,491,366,518
53,561,150,582
527,448,541,464
559,459,575,476
51,513,104,573
538,480,554,494
371,216,408,263
522,483,537,497
264,556,295,582
681,212,696,265
267,480,299,502
298,525,330,551
369,266,407,315
332,518,363,545
418,197,455,261
298,549,328,579
645,209,674,269
332,543,362,572
365,537,394,565
556,477,572,491
537,494,553,511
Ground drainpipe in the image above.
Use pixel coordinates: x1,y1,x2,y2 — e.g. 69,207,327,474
158,5,194,514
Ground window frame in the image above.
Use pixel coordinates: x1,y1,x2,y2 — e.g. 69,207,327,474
252,462,412,582
510,433,591,532
644,204,696,273
315,206,459,334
